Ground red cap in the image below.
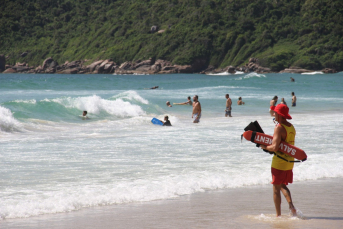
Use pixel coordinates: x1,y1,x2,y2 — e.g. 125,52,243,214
271,104,292,119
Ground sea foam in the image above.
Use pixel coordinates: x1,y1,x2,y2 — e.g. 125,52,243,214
0,106,22,132
46,93,147,118
235,72,266,80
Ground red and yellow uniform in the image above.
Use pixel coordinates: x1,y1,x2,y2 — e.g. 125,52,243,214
271,123,296,185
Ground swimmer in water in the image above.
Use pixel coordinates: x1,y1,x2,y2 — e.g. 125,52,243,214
269,96,278,116
82,111,89,119
174,96,193,105
161,115,172,126
237,97,245,105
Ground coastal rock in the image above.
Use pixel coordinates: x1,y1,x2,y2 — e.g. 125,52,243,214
14,66,30,72
0,54,5,72
249,57,258,63
279,68,312,74
150,63,161,72
15,62,27,67
87,60,103,72
243,57,272,73
200,65,216,74
134,58,154,69
161,66,176,71
133,58,154,72
321,68,337,73
45,67,56,74
26,69,36,73
60,68,78,74
255,66,272,73
226,66,236,74
3,68,17,73
135,65,151,72
65,61,81,69
41,58,59,72
35,65,44,73
159,69,177,74
104,63,114,72
42,57,53,69
99,59,110,68
110,66,118,73
119,61,134,70
97,60,116,74
94,64,105,74
155,59,172,68
174,65,193,73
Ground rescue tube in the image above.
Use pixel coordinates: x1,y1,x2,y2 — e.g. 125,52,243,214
243,130,307,161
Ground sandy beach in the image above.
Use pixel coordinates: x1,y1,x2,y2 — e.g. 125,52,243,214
2,177,343,229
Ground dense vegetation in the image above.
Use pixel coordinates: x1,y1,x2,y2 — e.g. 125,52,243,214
1,0,343,71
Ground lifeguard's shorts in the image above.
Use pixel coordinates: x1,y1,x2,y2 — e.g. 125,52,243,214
271,168,293,185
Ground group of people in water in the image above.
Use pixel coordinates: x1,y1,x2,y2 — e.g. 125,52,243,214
269,92,297,116
164,92,296,124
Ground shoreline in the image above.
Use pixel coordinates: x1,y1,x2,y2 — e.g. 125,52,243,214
2,177,343,229
0,57,338,75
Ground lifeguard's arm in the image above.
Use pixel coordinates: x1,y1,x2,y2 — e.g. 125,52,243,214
261,125,282,152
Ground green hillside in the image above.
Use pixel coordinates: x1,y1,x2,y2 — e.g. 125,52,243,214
1,0,343,71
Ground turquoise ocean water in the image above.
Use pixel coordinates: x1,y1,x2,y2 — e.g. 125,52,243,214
0,72,342,219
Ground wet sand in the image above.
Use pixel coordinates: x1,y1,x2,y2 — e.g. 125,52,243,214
2,178,343,229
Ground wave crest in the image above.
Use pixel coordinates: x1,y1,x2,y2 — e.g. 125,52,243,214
0,106,22,132
235,72,266,80
47,93,146,117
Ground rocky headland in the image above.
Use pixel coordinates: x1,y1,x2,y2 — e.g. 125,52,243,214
0,55,337,75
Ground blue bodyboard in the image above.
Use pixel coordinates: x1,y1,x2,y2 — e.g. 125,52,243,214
151,118,163,126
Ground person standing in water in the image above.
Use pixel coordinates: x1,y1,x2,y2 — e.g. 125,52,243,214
166,101,172,107
292,92,297,107
237,97,245,105
280,98,287,106
225,94,232,117
269,96,278,116
174,96,193,105
192,95,201,123
260,104,297,217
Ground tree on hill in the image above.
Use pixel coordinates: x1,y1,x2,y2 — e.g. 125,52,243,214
1,0,343,71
